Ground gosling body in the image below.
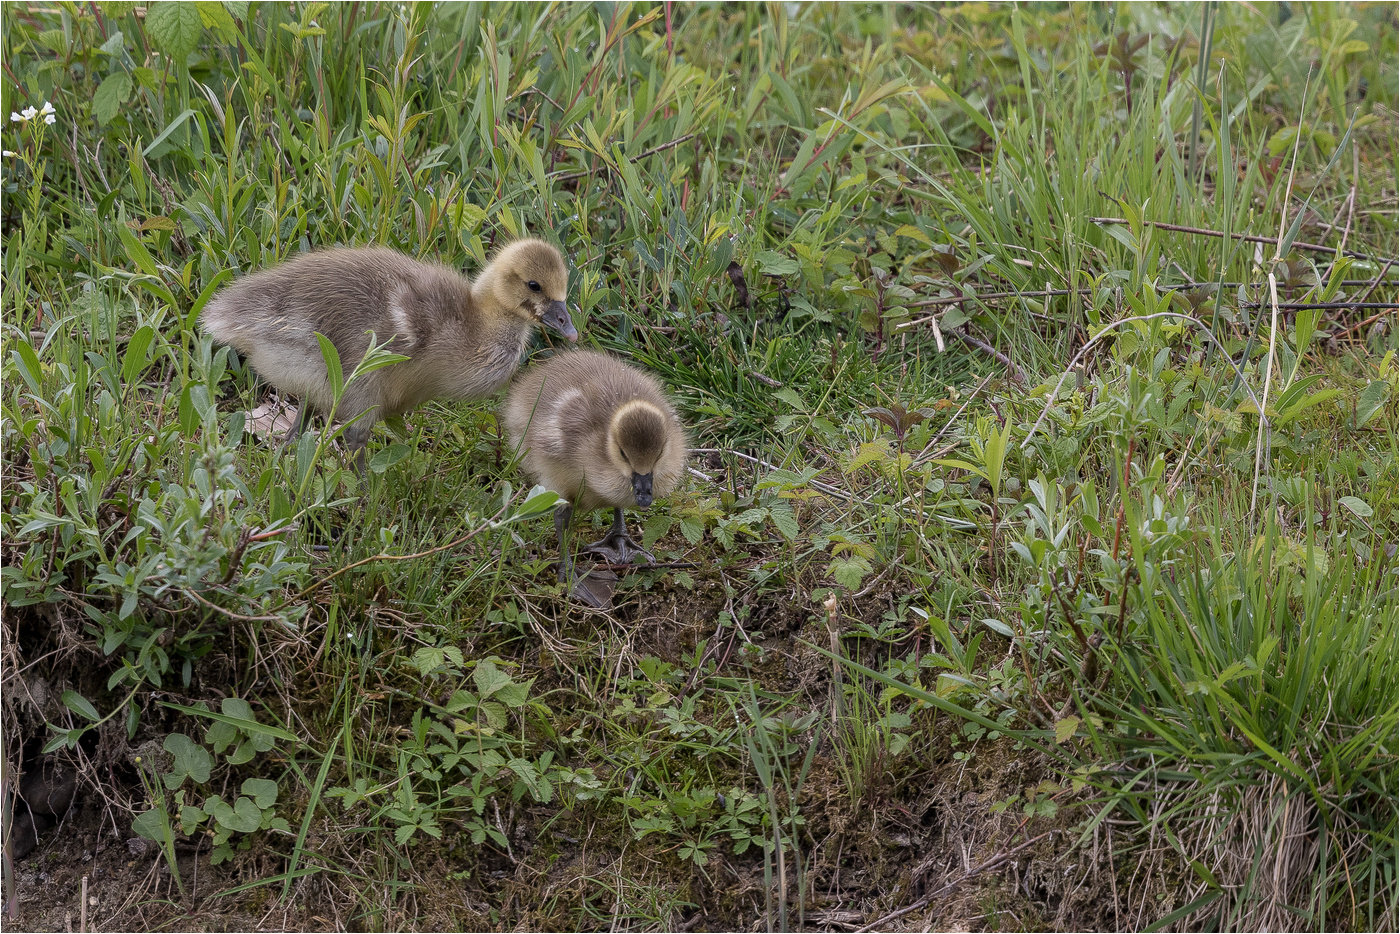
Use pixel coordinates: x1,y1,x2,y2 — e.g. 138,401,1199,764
202,240,577,461
503,350,687,594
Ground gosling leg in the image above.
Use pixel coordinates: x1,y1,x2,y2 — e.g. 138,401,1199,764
583,508,655,565
280,402,313,449
555,503,612,608
554,503,575,584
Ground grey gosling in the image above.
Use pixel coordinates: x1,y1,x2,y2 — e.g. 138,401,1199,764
503,350,687,602
201,240,577,469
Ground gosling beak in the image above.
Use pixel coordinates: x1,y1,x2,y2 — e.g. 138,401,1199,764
540,300,578,342
632,472,653,508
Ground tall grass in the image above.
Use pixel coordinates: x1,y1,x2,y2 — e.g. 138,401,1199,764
3,2,1396,929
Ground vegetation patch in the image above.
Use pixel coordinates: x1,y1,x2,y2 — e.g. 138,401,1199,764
3,2,1396,931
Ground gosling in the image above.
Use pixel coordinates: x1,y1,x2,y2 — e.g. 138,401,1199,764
503,350,687,591
201,240,578,468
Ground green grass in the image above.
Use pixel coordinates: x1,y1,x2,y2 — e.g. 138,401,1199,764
3,2,1397,931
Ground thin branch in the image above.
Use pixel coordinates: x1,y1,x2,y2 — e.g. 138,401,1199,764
953,328,1028,385
900,279,1394,320
182,587,288,623
1089,216,1393,264
1238,301,1397,310
549,132,697,183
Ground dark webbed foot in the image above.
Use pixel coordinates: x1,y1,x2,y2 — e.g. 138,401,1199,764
582,508,654,565
568,566,618,608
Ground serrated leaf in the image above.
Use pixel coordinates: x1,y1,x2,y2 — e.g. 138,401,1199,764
93,72,133,124
1054,716,1080,744
893,224,932,246
412,646,445,676
754,250,800,276
479,701,508,731
493,679,532,708
829,554,872,591
679,516,704,545
145,2,203,63
768,503,799,541
473,659,512,699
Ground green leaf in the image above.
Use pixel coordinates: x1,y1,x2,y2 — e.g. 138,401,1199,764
1054,716,1080,744
241,778,279,809
93,72,133,124
121,325,156,385
493,679,532,709
131,807,167,841
768,503,799,541
1355,379,1390,427
473,659,512,699
1337,496,1372,519
160,700,298,743
11,339,43,395
145,2,203,63
207,795,262,833
141,107,198,158
508,485,560,522
116,218,161,278
754,250,800,276
982,618,1015,638
368,442,412,475
61,690,101,721
163,732,212,786
829,554,872,591
315,332,344,400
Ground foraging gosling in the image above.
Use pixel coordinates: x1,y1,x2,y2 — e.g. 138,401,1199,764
201,240,578,466
503,349,688,586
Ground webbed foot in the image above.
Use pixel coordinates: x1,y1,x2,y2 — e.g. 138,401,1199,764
582,508,654,565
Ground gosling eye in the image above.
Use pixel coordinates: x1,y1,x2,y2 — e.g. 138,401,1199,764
527,280,542,293
618,448,629,464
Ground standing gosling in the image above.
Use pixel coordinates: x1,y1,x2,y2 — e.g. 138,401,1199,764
503,350,687,587
201,240,578,466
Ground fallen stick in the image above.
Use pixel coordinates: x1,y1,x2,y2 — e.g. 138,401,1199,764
1089,216,1394,263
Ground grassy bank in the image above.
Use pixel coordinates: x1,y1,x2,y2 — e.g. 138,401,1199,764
3,2,1396,930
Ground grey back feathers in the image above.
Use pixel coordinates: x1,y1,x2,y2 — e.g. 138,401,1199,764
503,350,688,513
201,239,575,450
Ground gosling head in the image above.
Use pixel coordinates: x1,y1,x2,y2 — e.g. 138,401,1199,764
478,238,578,341
606,400,671,508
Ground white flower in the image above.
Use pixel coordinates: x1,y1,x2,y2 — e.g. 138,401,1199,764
2,150,15,157
44,114,55,125
39,101,54,116
9,112,21,123
21,106,37,121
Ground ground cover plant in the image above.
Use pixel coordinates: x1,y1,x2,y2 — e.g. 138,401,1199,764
2,2,1396,930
